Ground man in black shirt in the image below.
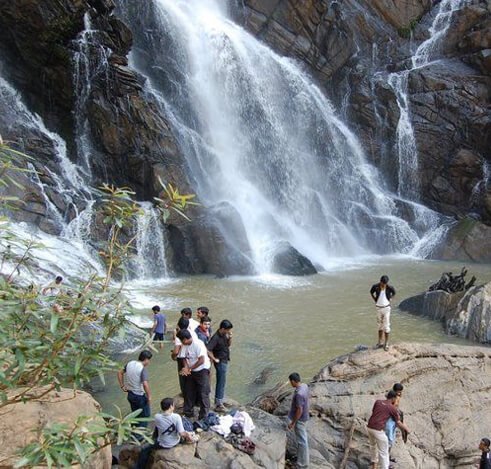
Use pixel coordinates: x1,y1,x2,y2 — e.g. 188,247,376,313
370,275,396,351
207,319,233,412
479,438,491,469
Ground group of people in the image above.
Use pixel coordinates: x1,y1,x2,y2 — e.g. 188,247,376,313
114,276,489,469
117,306,234,431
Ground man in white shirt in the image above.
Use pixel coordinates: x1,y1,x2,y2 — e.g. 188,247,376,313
370,275,396,351
177,329,211,419
117,350,153,427
181,307,200,332
171,317,200,395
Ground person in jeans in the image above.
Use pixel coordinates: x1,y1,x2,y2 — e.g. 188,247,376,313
370,275,396,351
287,372,310,468
177,329,211,419
117,350,153,427
207,319,233,412
367,390,410,469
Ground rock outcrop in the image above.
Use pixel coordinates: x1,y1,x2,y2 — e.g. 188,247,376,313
430,218,491,263
400,281,491,344
254,343,491,468
271,242,317,276
118,406,286,469
167,202,255,276
0,388,112,468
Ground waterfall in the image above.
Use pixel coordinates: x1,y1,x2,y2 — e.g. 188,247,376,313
131,203,169,279
117,0,443,272
411,0,470,69
72,12,110,177
387,0,471,199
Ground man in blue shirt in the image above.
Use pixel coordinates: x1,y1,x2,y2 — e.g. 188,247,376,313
151,305,166,350
288,372,310,468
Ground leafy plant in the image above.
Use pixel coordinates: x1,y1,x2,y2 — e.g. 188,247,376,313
154,176,199,222
0,142,196,466
0,135,34,209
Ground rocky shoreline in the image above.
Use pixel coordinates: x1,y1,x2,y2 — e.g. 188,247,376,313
3,342,489,468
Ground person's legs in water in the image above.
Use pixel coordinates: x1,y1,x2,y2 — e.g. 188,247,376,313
295,420,310,468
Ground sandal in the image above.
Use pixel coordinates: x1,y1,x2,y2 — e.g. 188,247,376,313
384,344,389,351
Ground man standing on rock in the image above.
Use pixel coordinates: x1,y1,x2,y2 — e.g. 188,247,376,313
370,275,396,351
367,390,410,469
117,350,153,427
177,329,211,419
207,319,233,412
287,372,310,468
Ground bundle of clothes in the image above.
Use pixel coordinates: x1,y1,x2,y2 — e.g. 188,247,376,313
187,409,257,455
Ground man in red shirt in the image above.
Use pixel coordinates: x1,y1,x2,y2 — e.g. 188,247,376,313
367,390,410,469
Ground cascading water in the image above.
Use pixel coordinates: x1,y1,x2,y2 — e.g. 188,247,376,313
132,203,169,279
386,0,471,199
118,0,442,272
72,13,110,177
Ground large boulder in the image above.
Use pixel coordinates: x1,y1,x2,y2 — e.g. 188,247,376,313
167,202,255,276
271,242,317,276
0,387,111,468
118,406,285,469
254,343,491,468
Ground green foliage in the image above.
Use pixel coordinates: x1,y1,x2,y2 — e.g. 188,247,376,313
0,136,34,209
398,18,420,39
0,143,196,466
154,176,199,222
15,408,152,469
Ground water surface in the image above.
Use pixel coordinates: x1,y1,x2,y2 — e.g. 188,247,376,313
95,257,491,413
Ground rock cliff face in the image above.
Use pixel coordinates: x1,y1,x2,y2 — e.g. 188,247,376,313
0,0,490,270
241,0,491,232
254,343,491,468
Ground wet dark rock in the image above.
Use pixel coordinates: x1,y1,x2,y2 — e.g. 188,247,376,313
271,242,317,276
167,202,255,276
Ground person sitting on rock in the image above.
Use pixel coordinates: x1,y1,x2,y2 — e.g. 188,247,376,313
42,275,63,296
479,438,491,469
367,390,410,469
136,397,194,469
